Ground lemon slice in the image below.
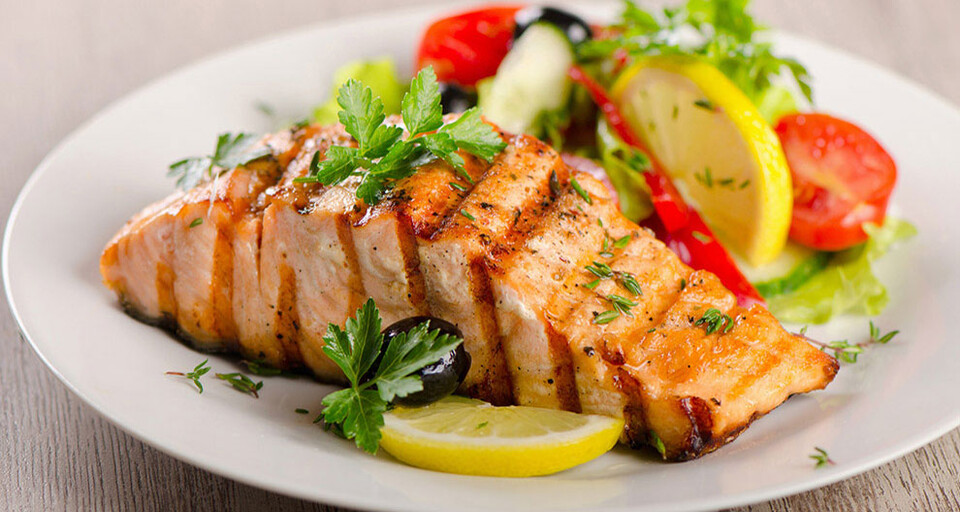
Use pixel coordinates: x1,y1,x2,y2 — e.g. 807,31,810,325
611,57,792,266
379,396,623,477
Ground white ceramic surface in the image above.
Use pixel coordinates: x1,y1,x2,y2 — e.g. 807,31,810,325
4,3,959,511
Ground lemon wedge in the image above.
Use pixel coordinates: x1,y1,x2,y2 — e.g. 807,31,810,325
611,57,792,266
379,396,623,477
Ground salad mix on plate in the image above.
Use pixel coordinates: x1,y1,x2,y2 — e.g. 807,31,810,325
152,0,913,477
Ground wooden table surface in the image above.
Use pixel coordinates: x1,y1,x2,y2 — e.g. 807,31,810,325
2,0,958,510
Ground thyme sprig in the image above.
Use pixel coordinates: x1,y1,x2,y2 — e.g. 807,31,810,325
215,372,264,398
165,359,212,394
796,321,900,363
695,308,734,335
584,261,643,296
809,447,835,468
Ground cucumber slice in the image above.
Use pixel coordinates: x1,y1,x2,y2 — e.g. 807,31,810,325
478,23,574,135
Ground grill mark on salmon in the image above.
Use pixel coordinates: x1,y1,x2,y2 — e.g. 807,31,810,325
418,134,565,406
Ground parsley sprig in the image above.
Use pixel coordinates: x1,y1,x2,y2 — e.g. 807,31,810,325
294,67,506,205
320,299,464,453
168,133,271,190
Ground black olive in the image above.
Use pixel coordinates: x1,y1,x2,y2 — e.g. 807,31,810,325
438,82,477,114
379,316,471,407
513,6,593,46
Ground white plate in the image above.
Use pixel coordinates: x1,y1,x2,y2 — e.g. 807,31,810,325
4,3,960,511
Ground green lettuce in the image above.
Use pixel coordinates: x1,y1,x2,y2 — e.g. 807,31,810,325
313,58,404,124
595,119,654,222
764,218,917,324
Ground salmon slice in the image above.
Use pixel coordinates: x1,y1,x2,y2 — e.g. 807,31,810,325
617,270,838,460
352,157,488,325
418,134,568,405
486,172,616,410
100,134,287,350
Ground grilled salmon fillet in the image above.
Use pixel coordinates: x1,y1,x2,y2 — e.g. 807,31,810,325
101,118,837,460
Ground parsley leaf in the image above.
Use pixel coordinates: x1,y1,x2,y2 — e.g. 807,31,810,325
439,107,506,162
168,133,270,190
320,298,464,454
401,66,443,135
299,67,505,204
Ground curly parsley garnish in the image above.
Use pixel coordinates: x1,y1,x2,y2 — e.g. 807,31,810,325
320,299,464,454
168,133,271,190
294,67,506,205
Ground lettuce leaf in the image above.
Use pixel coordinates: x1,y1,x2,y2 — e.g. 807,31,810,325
313,58,404,124
595,119,655,221
765,218,917,324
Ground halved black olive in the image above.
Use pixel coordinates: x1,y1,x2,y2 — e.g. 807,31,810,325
439,82,478,114
513,6,593,46
380,316,471,406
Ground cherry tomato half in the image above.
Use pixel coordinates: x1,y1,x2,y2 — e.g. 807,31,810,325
775,113,897,251
415,5,523,87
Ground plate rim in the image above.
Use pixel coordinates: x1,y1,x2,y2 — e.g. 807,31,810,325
4,3,960,511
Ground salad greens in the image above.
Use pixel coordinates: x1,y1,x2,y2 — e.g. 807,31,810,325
763,219,917,324
578,0,811,114
595,119,654,221
313,58,404,124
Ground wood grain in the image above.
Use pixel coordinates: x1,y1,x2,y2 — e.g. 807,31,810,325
1,0,958,510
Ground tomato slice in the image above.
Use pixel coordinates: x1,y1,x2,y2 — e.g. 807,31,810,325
416,5,524,87
775,113,897,251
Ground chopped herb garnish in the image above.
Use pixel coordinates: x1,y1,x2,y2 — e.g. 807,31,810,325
255,101,276,118
165,359,211,394
295,408,309,414
694,167,714,188
476,421,489,430
672,104,679,119
570,177,592,204
691,231,712,243
295,67,505,204
694,308,734,335
242,359,283,376
460,209,476,221
694,98,716,111
320,299,464,453
613,234,632,249
584,261,642,296
592,310,621,325
718,177,735,188
810,447,835,468
449,181,468,192
739,179,751,189
189,218,203,228
168,133,271,190
215,372,263,398
680,278,687,290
